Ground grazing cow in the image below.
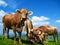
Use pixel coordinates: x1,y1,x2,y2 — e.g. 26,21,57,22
39,26,58,42
31,28,45,45
2,8,32,44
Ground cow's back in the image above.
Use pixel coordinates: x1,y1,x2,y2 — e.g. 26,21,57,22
2,14,21,29
39,26,48,33
39,26,57,35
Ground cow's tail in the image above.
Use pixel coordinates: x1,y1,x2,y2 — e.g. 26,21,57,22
2,15,5,23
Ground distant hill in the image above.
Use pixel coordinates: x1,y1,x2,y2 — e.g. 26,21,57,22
58,32,60,35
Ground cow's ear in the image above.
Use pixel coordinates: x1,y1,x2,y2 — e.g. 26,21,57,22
27,11,33,15
16,10,21,13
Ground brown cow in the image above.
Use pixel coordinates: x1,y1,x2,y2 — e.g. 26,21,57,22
23,19,45,45
23,18,33,40
2,8,32,44
39,26,58,42
31,28,45,45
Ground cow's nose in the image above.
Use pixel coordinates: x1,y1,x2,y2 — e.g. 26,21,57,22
22,16,26,19
22,18,26,21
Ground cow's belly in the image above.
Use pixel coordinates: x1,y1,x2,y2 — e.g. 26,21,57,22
6,26,12,29
48,32,54,35
4,22,12,29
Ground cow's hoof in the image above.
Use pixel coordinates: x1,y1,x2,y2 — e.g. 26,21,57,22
30,40,35,43
19,41,22,44
14,41,16,45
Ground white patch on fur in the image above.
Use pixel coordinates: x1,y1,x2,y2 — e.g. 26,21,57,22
29,29,30,33
31,29,33,32
39,31,41,34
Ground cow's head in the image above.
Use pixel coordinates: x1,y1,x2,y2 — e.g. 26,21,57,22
16,8,32,26
16,8,32,20
31,28,45,44
21,8,32,19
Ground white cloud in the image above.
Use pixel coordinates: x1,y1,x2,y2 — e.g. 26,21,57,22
40,16,49,20
56,20,60,23
0,10,7,17
32,16,49,21
0,10,7,23
31,16,50,27
0,0,8,7
11,12,15,14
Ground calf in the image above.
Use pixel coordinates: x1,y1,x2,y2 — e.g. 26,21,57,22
29,28,45,45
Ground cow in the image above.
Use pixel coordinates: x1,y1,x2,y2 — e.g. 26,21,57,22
39,26,58,42
2,8,32,44
23,18,33,41
31,28,45,45
23,19,45,45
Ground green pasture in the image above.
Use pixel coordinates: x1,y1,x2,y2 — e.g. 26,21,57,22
0,35,60,45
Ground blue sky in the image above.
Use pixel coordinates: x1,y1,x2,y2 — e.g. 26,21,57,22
0,0,60,36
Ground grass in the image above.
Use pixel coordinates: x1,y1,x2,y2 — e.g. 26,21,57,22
0,36,60,45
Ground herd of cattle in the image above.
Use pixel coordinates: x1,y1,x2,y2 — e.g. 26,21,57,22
2,8,58,45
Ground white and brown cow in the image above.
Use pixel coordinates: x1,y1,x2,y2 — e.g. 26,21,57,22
23,19,45,45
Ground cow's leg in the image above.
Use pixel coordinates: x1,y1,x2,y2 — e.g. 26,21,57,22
3,26,7,39
55,34,58,42
6,28,9,39
45,33,48,41
18,32,22,44
44,34,46,40
53,35,55,42
3,27,6,36
44,35,45,41
26,28,29,41
13,30,16,44
12,26,16,44
56,34,58,42
27,28,31,41
27,31,30,41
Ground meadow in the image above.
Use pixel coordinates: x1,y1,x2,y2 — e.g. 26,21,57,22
0,35,60,45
